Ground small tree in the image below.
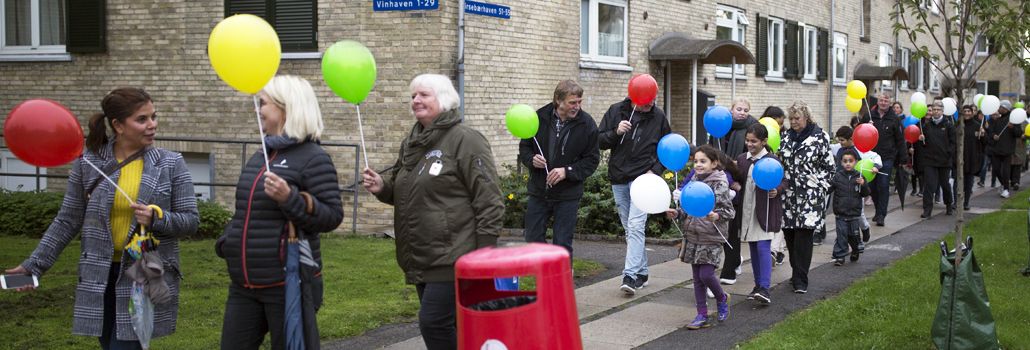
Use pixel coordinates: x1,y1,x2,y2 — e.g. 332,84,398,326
892,0,1030,266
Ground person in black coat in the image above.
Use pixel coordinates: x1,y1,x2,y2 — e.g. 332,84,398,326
860,92,907,226
518,80,600,257
915,101,956,218
959,105,987,210
830,149,871,265
987,104,1022,198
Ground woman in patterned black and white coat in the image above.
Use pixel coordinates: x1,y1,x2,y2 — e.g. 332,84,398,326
779,100,834,294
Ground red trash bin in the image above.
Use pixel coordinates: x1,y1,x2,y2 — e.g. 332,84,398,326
455,243,582,350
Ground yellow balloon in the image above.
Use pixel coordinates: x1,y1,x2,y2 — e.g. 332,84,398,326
1024,123,1030,138
208,14,281,94
846,80,867,99
759,117,780,133
845,96,863,113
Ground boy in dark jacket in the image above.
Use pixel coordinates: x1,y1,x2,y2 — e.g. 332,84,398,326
831,149,871,266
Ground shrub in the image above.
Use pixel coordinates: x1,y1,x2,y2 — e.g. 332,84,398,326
192,200,232,240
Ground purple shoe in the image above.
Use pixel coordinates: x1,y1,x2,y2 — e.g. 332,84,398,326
717,294,730,322
686,314,711,330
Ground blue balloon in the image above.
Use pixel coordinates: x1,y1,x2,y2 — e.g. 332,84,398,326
953,110,959,121
753,158,784,190
680,181,715,217
657,133,691,171
704,105,733,138
902,115,919,128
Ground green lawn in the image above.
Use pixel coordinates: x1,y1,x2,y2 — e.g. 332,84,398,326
740,210,1030,349
0,235,604,349
1001,187,1030,209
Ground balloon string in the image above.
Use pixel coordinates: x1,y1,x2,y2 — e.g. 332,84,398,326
80,156,134,204
532,137,549,173
252,95,271,173
620,109,636,145
356,105,370,169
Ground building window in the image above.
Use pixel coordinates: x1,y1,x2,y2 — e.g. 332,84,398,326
225,0,317,53
879,43,893,89
976,80,987,95
802,25,817,80
0,0,65,55
766,17,784,78
580,0,627,64
913,57,925,91
929,59,940,92
899,48,910,90
715,5,747,76
860,0,871,41
833,32,848,84
975,35,989,56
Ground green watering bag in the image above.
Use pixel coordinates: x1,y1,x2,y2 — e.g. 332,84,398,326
931,236,1000,350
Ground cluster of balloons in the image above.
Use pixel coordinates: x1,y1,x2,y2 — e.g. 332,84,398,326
845,80,866,113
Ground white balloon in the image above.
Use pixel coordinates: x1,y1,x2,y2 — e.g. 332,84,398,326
974,94,984,106
942,98,957,116
1010,108,1028,125
981,95,1001,115
910,92,927,104
630,173,672,214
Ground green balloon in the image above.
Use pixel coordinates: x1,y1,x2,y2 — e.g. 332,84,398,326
911,102,928,119
856,159,876,182
322,40,377,104
505,104,539,139
1016,102,1025,109
765,124,781,153
977,95,985,108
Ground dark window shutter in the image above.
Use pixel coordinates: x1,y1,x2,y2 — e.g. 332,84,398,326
756,14,768,77
225,0,317,52
987,37,998,55
923,58,930,90
66,0,106,53
908,53,917,87
817,28,828,81
861,0,872,42
987,81,1000,96
799,28,807,77
784,21,799,79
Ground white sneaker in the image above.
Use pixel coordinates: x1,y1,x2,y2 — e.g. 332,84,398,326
707,288,715,298
719,278,737,285
1001,190,1011,198
735,266,742,276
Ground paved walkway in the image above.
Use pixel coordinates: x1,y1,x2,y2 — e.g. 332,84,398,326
326,178,1022,350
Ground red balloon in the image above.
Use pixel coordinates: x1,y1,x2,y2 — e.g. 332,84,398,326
4,99,84,167
904,124,921,144
853,123,879,153
628,74,658,106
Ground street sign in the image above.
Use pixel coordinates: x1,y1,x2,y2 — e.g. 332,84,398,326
373,0,439,12
464,0,510,19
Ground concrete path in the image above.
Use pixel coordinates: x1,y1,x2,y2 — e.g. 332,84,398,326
326,178,1021,350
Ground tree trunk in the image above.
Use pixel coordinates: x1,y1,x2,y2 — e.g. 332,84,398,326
955,90,965,267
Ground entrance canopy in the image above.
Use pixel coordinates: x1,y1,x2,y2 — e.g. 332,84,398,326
853,63,909,81
648,32,755,64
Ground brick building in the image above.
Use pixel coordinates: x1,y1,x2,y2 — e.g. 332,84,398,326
1,0,1025,233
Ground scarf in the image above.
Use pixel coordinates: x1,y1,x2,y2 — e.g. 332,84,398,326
787,123,816,149
722,116,754,158
265,134,302,150
401,109,462,168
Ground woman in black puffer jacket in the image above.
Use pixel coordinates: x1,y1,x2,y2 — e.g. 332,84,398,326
216,75,344,350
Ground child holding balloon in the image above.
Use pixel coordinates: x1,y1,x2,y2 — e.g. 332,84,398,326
830,149,871,265
666,145,735,329
736,124,786,304
835,126,880,245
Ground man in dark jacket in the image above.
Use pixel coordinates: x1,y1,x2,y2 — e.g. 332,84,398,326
959,105,987,210
598,96,671,295
518,80,600,257
861,92,907,226
916,101,956,217
987,103,1021,198
831,149,871,265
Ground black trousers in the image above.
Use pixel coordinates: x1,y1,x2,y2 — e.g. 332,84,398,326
992,155,1013,190
782,228,814,291
719,203,744,280
221,284,287,350
962,172,976,208
922,166,954,213
100,264,142,350
416,282,457,350
1011,164,1023,187
524,196,580,257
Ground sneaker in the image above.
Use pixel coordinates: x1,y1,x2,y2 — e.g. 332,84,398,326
834,258,845,266
717,294,730,322
775,252,785,265
850,251,860,262
813,240,823,246
862,228,871,243
875,219,885,227
754,288,772,304
964,205,971,211
706,288,715,299
734,266,742,276
1001,190,1010,198
620,275,637,295
793,288,807,294
747,286,760,300
719,278,737,285
946,207,954,216
635,274,649,288
864,197,873,206
686,314,711,330
977,182,984,188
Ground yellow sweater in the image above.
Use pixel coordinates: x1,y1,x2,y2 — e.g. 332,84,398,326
109,159,143,262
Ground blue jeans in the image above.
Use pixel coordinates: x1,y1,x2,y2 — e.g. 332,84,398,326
612,183,649,277
100,264,142,350
833,217,862,259
869,159,894,220
748,240,772,289
524,196,580,256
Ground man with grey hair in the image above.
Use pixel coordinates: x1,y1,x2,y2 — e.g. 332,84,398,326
915,101,955,217
861,92,907,226
518,80,600,257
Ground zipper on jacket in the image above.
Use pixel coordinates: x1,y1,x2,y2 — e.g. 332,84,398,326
240,151,276,288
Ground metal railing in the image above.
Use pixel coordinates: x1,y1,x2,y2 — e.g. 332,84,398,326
0,135,361,233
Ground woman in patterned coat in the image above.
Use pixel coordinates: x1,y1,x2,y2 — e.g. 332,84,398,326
779,100,834,294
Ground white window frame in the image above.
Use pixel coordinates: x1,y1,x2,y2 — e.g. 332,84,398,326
975,35,989,56
976,80,988,95
899,48,911,90
929,59,941,92
913,57,925,91
580,0,628,65
714,5,747,78
801,25,817,81
766,17,785,78
879,43,894,89
833,32,848,85
0,0,66,55
859,1,866,38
